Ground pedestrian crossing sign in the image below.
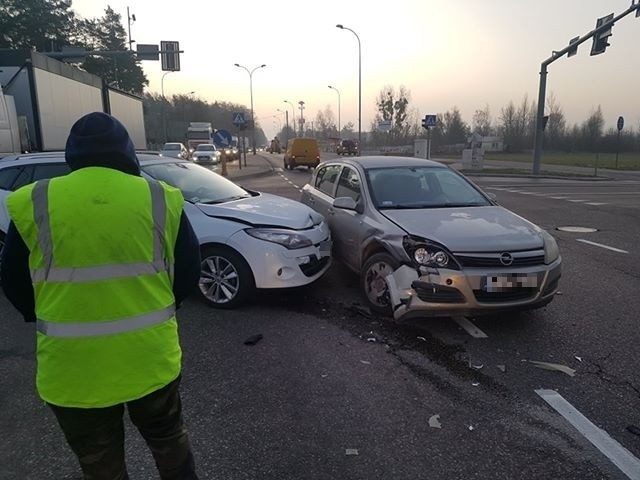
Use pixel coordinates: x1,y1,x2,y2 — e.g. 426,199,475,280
232,112,246,126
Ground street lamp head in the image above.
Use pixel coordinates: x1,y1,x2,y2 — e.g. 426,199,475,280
260,64,266,68
234,63,241,67
328,85,332,89
336,24,344,29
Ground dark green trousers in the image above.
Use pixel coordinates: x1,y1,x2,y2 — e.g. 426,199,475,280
48,376,198,480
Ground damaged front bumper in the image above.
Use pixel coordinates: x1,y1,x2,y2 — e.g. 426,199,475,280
385,259,562,321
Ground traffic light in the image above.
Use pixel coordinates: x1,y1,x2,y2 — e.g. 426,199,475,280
590,13,614,56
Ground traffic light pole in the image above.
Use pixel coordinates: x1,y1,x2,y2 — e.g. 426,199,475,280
532,2,640,174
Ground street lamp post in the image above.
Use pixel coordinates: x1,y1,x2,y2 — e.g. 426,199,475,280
298,101,305,137
328,85,341,138
234,63,266,155
336,24,361,153
161,71,173,144
284,100,295,140
182,91,195,133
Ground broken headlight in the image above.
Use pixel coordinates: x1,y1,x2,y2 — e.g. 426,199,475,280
403,236,460,270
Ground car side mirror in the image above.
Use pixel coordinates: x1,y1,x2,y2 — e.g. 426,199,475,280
333,196,364,214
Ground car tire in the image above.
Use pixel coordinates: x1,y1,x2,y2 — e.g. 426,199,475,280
361,252,400,317
198,246,255,309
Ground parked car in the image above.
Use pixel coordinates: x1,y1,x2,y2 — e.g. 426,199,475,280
337,139,358,156
160,142,189,160
0,153,332,308
284,138,320,170
300,156,561,320
191,143,221,165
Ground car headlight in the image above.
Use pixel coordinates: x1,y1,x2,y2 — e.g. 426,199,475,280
541,230,560,264
245,228,313,250
403,236,459,270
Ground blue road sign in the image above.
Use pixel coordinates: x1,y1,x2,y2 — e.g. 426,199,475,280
232,112,246,127
213,129,233,147
422,115,437,128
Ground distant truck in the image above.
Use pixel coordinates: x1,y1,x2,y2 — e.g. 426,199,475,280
0,49,146,157
186,122,213,151
268,137,281,154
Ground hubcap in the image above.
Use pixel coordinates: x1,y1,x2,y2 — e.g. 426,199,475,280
364,261,393,307
199,255,240,304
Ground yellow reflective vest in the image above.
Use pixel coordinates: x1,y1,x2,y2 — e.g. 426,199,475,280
6,166,184,408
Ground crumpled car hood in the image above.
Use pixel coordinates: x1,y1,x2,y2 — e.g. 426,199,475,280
196,192,323,229
381,206,544,252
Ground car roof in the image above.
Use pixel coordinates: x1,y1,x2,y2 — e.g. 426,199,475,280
0,151,189,167
329,156,447,169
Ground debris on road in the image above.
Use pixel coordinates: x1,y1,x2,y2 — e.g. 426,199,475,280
360,360,371,365
345,449,359,456
321,374,328,378
243,334,263,346
556,291,563,296
528,360,576,377
626,425,640,437
428,414,442,429
472,364,484,370
472,382,480,387
468,425,475,431
574,356,583,362
497,365,506,373
349,304,372,318
417,336,426,342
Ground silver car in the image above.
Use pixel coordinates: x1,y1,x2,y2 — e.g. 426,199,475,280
301,156,561,320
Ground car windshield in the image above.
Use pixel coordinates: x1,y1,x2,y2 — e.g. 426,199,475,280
366,166,491,209
142,162,251,204
163,144,181,151
196,145,216,151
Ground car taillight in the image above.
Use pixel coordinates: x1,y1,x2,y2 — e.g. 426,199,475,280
292,155,296,159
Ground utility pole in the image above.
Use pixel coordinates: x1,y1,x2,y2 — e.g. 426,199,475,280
298,101,305,136
127,7,136,51
532,2,640,174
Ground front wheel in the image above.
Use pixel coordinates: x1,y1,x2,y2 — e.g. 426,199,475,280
199,246,255,309
361,252,400,316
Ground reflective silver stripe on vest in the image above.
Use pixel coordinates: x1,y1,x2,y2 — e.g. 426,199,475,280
30,179,171,283
32,180,54,278
37,304,176,338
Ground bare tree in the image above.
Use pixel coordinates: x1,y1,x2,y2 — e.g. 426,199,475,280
472,104,492,136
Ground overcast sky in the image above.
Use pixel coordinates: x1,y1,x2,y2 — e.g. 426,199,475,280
74,0,640,139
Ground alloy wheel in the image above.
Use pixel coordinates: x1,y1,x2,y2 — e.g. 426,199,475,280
199,255,240,304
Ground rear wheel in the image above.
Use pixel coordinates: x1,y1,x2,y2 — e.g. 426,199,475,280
198,246,255,309
361,252,400,316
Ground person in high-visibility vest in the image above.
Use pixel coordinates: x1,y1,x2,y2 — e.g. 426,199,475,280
1,112,201,479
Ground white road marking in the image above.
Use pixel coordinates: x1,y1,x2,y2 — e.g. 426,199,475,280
585,202,608,206
550,196,569,200
536,389,640,480
576,239,628,254
452,316,488,338
292,184,300,189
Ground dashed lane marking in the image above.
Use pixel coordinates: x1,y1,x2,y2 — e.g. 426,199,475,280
536,389,640,480
452,316,488,338
576,239,628,254
585,202,608,206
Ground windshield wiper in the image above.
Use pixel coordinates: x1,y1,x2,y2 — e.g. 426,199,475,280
201,195,250,205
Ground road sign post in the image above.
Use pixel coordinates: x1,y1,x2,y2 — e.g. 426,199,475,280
616,116,624,169
421,115,437,160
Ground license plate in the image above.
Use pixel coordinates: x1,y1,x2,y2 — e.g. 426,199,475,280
483,274,537,292
318,240,332,255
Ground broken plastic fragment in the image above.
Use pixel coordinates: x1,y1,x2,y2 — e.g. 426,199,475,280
345,448,359,456
472,382,480,387
366,337,377,343
360,360,371,365
468,425,475,431
556,291,563,295
472,364,484,370
428,414,442,429
417,336,426,342
574,356,583,362
321,374,328,378
528,360,576,377
243,334,263,346
497,365,506,373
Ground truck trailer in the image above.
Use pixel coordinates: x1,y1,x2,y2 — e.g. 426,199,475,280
0,50,146,157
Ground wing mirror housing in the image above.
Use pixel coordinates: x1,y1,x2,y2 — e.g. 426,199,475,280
333,196,364,214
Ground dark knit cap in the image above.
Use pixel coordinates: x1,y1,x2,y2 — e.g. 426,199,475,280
65,112,141,176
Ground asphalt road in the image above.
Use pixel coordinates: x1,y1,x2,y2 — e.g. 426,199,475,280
1,154,639,479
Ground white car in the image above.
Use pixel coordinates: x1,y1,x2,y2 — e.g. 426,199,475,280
160,142,189,160
191,144,221,165
0,153,332,308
